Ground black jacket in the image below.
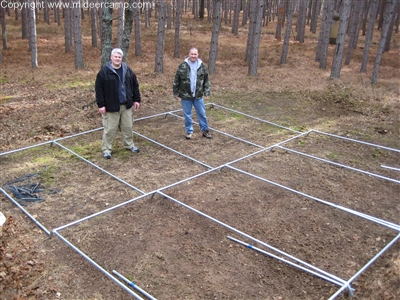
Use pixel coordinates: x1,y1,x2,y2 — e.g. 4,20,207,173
95,62,141,112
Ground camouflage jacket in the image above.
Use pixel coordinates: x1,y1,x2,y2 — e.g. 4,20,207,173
173,58,211,100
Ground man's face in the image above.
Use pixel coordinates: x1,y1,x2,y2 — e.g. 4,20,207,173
110,52,123,68
188,49,198,63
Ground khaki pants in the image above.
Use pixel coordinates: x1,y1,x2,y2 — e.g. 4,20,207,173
102,105,134,154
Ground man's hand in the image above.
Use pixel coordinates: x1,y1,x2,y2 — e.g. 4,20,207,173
134,102,141,110
99,107,106,114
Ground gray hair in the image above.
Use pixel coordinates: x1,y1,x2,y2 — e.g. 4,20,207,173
111,48,124,57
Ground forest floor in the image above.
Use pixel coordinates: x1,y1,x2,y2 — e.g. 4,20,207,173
0,11,399,300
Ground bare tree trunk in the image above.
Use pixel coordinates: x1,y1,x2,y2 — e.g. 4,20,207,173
174,0,182,58
317,0,334,68
248,0,264,76
90,7,98,48
167,2,172,29
100,0,113,68
121,0,135,62
0,5,7,50
330,0,352,79
372,0,398,84
208,0,222,74
310,0,321,34
134,5,142,56
231,0,240,35
73,4,85,69
296,0,307,42
21,4,28,39
64,4,72,53
280,0,296,64
275,0,284,40
360,0,379,73
29,0,38,68
344,0,365,65
117,0,124,48
144,3,150,28
384,0,398,51
155,0,166,73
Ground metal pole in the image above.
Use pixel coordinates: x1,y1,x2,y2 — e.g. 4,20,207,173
278,145,400,184
54,141,145,195
0,187,51,235
227,165,400,231
227,236,345,287
132,131,213,169
327,233,400,300
52,230,145,300
312,130,400,153
112,270,157,300
381,165,400,172
209,103,300,133
157,191,346,285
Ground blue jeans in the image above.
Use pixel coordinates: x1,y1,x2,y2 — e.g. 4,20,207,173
181,98,209,134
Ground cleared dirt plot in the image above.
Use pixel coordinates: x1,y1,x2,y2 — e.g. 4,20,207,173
135,111,264,168
0,144,142,230
57,193,339,300
57,130,209,193
282,131,400,182
231,146,400,224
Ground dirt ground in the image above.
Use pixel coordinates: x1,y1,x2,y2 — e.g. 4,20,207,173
1,10,400,300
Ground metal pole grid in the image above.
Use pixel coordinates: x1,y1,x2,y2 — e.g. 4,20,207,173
277,145,400,184
51,230,145,300
53,141,146,194
226,165,400,232
132,131,213,169
227,235,346,287
167,112,267,148
1,104,399,299
157,190,347,288
311,129,400,153
327,233,400,300
209,103,301,133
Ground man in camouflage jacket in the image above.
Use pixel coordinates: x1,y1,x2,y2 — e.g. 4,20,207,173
173,48,212,140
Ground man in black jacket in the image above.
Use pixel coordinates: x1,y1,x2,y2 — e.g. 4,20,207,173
95,48,141,159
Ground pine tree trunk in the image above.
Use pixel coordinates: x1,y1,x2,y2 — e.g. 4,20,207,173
330,0,352,79
167,2,172,29
280,0,296,65
64,4,72,53
344,0,365,65
275,0,284,40
318,0,334,68
100,0,113,68
372,0,398,84
121,0,135,62
231,0,240,35
248,0,264,76
29,0,38,68
22,6,28,39
0,6,7,50
73,5,85,69
134,5,142,56
208,0,222,75
90,7,98,48
384,0,398,51
360,0,379,73
117,0,124,48
155,0,166,73
296,0,307,42
174,0,182,58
